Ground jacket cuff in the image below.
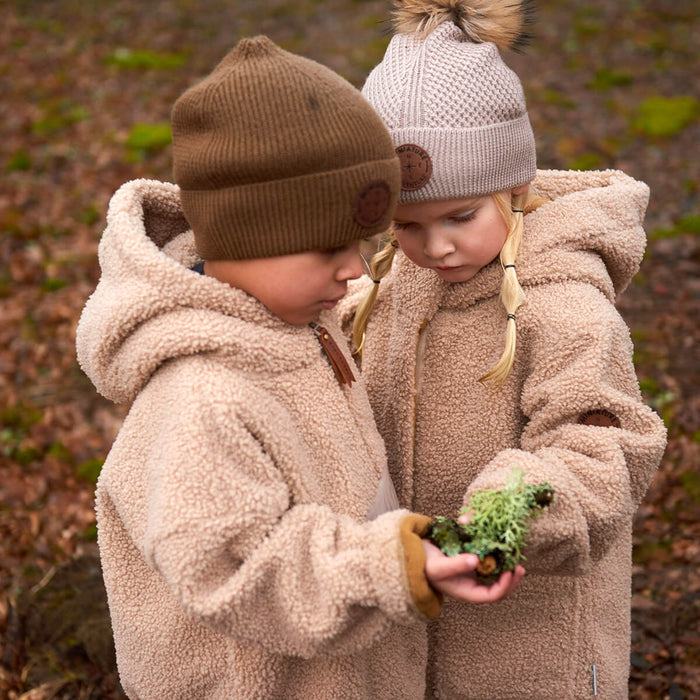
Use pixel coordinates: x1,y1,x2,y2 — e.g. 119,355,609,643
400,514,442,619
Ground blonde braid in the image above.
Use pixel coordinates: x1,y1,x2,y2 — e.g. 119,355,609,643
478,190,529,388
352,235,398,360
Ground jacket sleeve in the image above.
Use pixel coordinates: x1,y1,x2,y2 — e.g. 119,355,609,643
464,281,666,576
139,373,434,659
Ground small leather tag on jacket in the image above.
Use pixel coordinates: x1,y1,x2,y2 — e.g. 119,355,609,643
310,324,355,387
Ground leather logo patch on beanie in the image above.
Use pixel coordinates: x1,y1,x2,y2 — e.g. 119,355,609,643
396,143,432,191
578,409,621,428
354,180,392,228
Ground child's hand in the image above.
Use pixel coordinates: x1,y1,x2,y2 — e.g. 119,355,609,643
422,540,524,604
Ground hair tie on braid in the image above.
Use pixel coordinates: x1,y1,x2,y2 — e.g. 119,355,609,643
479,192,528,388
511,209,524,213
353,236,398,360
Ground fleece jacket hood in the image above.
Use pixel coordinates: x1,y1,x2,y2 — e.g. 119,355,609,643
77,179,319,405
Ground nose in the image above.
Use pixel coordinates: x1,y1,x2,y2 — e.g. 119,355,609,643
336,242,364,281
423,226,455,260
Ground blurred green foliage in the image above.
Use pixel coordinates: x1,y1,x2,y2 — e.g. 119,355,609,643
105,48,188,70
41,278,68,293
76,458,105,484
6,149,32,172
650,213,700,240
588,68,633,91
680,470,700,504
126,123,172,154
568,152,604,171
32,101,90,136
633,96,699,138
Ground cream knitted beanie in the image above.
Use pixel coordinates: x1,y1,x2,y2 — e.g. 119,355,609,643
362,0,537,202
172,36,400,260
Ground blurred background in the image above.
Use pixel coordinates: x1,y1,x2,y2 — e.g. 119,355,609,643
0,1,697,698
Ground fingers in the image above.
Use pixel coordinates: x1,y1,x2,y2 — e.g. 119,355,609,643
457,510,472,526
474,570,515,603
423,541,480,579
422,540,526,603
433,553,480,579
459,564,526,603
506,565,526,595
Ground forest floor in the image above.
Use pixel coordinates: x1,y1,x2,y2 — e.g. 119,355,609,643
0,1,698,698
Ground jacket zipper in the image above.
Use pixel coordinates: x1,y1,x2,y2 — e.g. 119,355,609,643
410,320,429,506
415,319,429,399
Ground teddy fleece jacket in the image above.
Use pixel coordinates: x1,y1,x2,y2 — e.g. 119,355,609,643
75,179,435,700
340,170,667,699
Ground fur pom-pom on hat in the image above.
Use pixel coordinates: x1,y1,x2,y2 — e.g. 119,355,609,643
392,0,535,50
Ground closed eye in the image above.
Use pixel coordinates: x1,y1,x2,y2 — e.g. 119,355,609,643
321,244,350,255
448,210,477,224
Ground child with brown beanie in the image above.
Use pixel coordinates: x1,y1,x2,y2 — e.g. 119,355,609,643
344,1,667,698
75,36,524,699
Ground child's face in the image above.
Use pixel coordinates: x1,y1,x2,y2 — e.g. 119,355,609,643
393,195,508,283
204,242,364,326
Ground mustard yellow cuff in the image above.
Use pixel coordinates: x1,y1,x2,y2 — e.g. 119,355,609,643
400,514,442,619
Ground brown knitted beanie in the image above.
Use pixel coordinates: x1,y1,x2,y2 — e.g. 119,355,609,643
362,0,537,203
172,36,401,260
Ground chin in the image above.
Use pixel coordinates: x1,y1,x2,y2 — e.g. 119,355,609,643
275,310,315,326
291,315,316,326
436,268,475,283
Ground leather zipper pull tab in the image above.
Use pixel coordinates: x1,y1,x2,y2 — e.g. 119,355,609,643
311,324,355,387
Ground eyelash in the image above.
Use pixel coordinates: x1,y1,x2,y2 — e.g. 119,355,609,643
321,245,347,255
393,210,477,231
450,211,477,224
322,239,370,256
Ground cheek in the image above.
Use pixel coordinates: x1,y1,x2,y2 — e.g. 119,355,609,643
395,233,423,261
474,219,507,258
490,211,509,243
491,230,508,256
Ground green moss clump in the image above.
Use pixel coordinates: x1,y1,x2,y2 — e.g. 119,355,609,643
105,48,188,70
633,96,699,138
126,122,172,152
588,68,633,91
427,469,554,581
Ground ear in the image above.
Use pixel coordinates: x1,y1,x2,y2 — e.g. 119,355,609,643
511,184,530,196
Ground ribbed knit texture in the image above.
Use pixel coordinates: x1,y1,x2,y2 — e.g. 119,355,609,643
172,36,400,259
363,22,536,201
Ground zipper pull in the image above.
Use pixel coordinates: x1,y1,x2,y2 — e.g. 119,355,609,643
310,323,355,387
592,664,598,696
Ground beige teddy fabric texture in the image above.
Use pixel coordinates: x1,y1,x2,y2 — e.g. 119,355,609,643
76,179,431,699
340,169,667,699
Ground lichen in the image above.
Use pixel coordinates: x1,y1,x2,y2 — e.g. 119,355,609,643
427,468,554,581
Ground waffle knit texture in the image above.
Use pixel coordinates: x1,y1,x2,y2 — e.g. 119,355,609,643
172,36,400,260
362,21,536,201
75,179,439,699
339,170,667,698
